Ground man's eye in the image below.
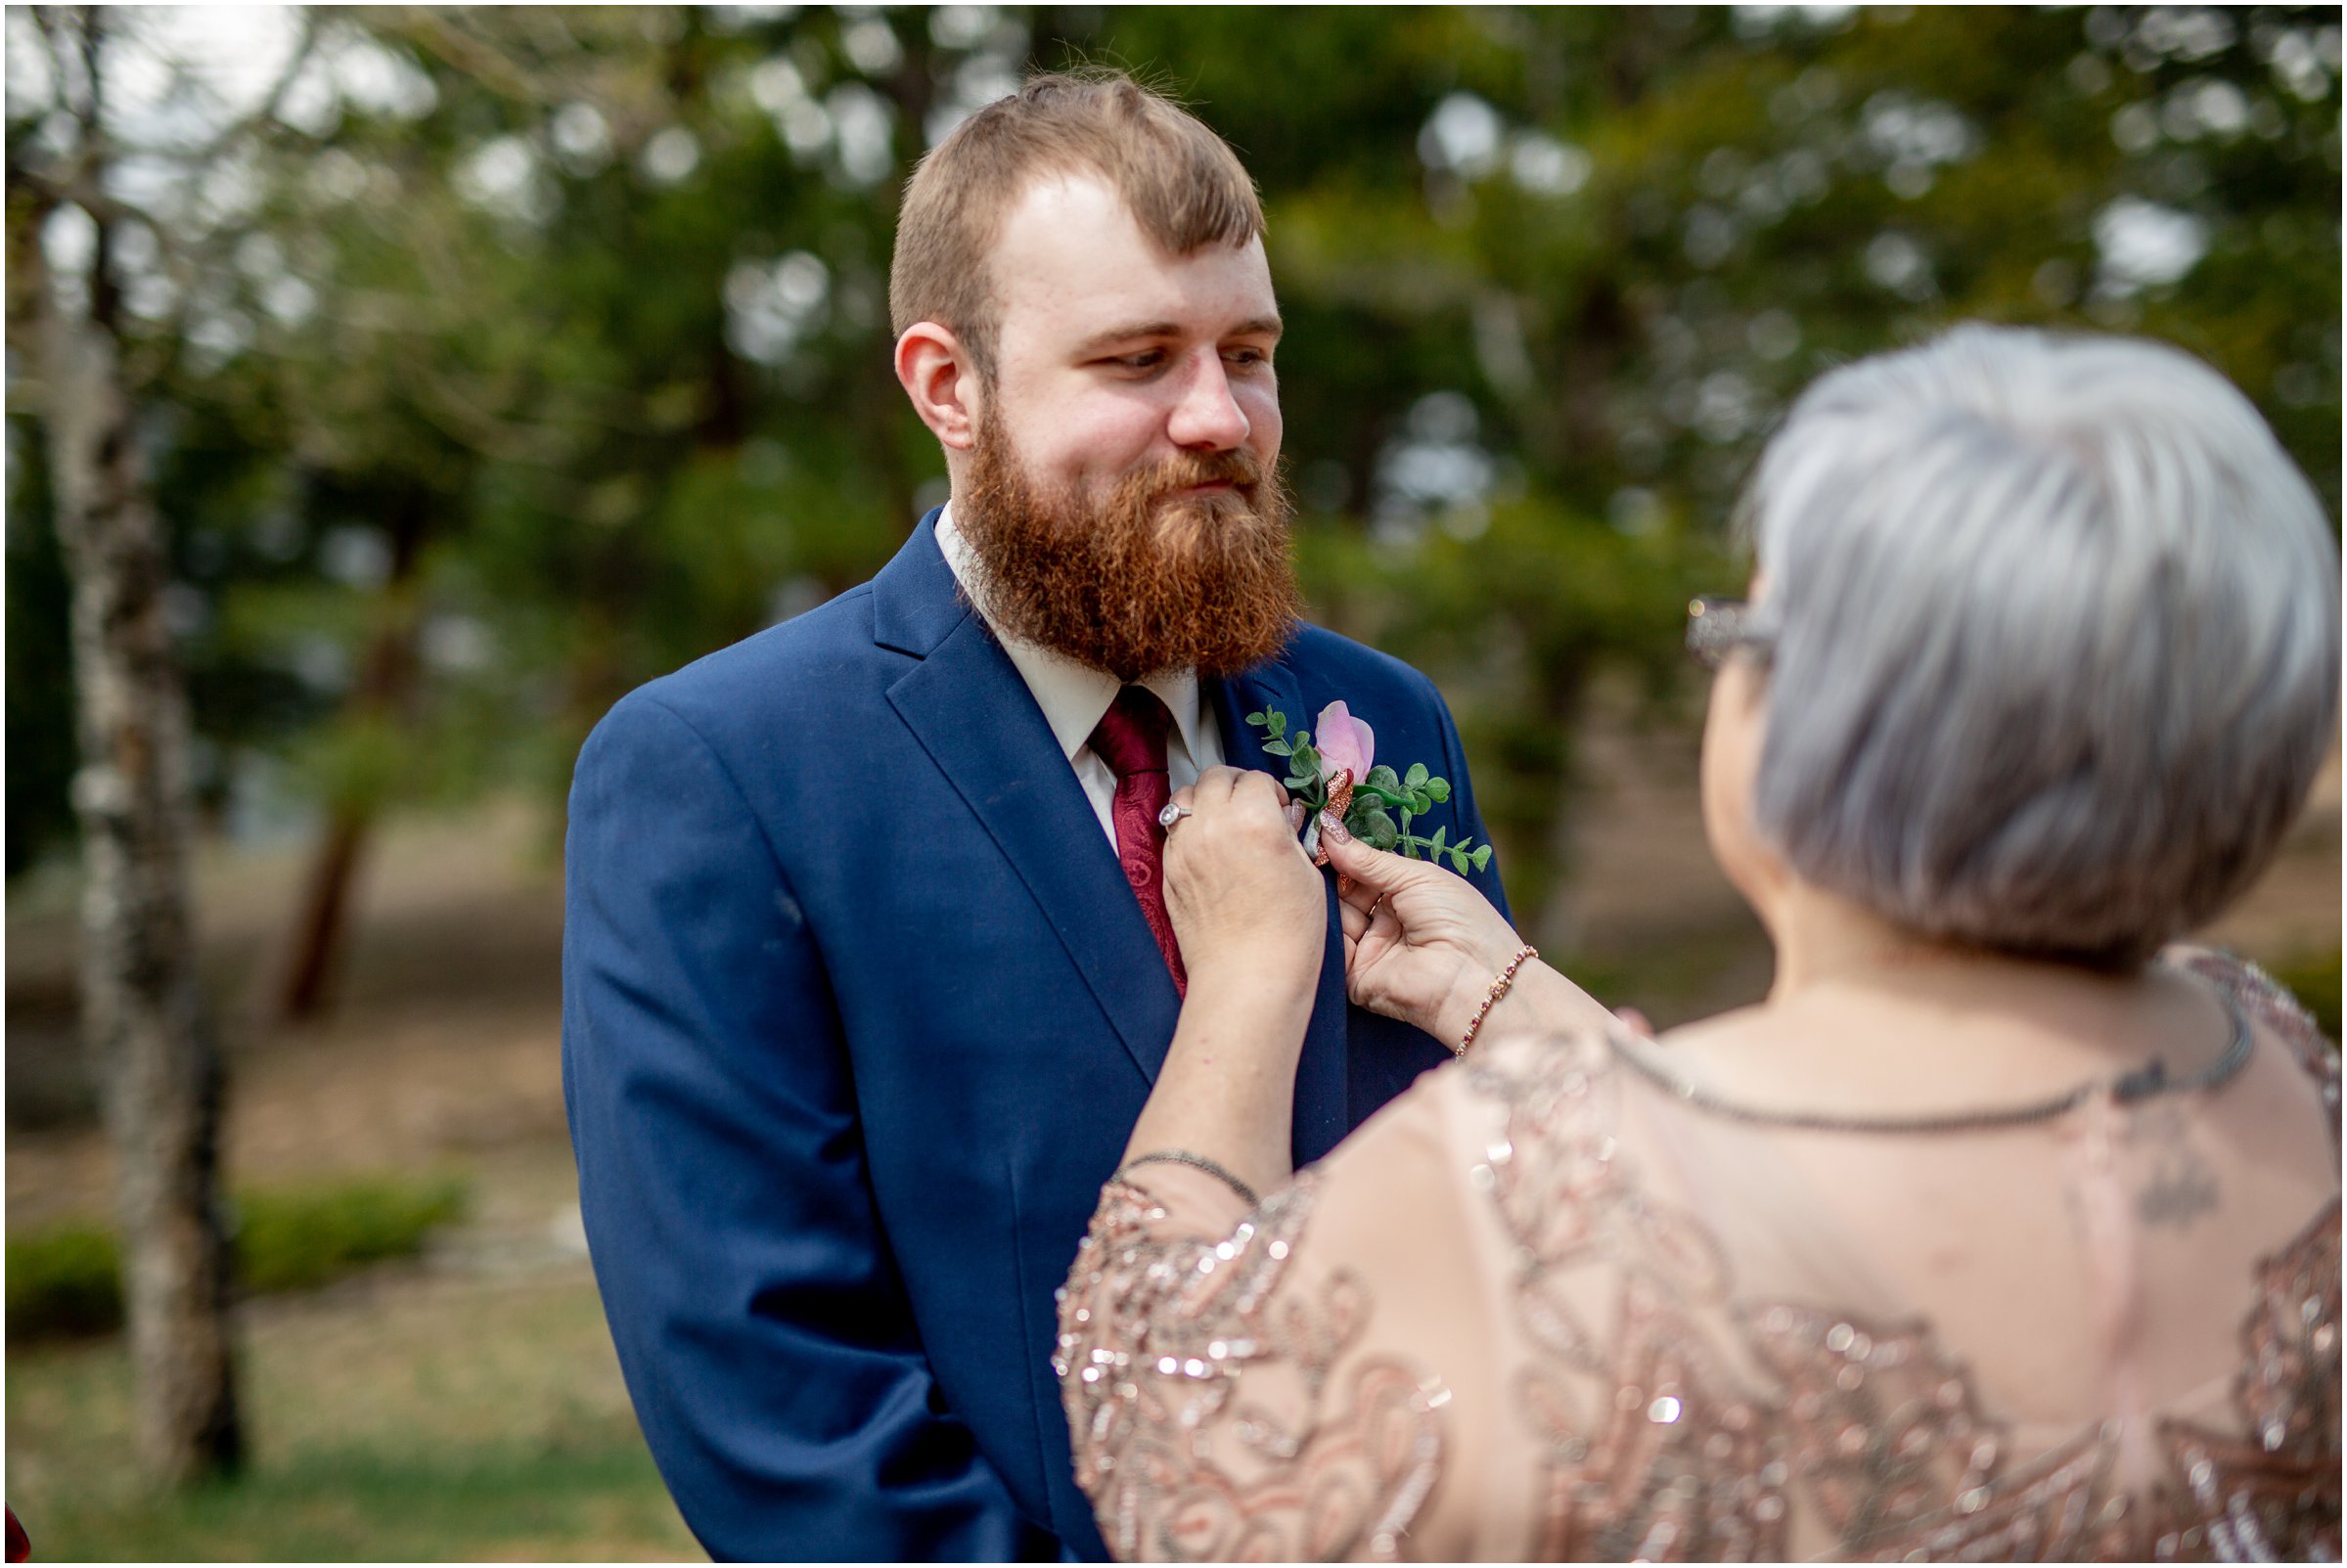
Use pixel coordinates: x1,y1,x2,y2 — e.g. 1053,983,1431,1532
1226,347,1271,370
1108,350,1165,371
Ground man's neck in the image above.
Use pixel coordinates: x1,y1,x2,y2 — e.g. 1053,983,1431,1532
931,504,1213,769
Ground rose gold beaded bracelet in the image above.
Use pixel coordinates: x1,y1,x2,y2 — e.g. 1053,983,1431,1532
1456,945,1539,1058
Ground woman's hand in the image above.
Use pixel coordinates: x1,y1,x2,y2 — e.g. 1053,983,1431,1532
1160,768,1327,987
1123,768,1326,1203
1319,818,1530,1043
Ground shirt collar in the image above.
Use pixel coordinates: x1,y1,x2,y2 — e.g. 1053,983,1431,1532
934,503,1210,765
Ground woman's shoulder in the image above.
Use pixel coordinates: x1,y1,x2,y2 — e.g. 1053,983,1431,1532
1402,1024,1651,1239
1437,1021,1627,1132
2164,942,2334,1044
2165,942,2340,1142
1293,1025,1644,1273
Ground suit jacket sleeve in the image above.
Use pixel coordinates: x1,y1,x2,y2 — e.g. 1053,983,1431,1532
562,690,1046,1561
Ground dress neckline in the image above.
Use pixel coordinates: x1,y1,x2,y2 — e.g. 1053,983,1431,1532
1602,962,2254,1135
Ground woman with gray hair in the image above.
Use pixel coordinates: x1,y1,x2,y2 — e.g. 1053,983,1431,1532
1056,326,2339,1560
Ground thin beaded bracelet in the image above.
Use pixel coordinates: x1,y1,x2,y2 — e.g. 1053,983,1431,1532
1456,945,1540,1058
1113,1150,1260,1209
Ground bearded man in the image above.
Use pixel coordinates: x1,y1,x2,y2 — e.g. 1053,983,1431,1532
563,72,1509,1561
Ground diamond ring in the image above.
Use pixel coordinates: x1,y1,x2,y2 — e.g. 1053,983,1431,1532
1157,802,1195,829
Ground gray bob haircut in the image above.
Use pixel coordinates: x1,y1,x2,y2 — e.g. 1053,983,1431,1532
1739,324,2340,967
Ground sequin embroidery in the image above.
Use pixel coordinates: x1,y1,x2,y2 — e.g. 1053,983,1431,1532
1057,1170,1446,1560
1057,952,2339,1560
1465,952,2341,1561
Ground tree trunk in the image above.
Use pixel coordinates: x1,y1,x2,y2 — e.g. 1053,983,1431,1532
270,490,429,1025
36,186,243,1484
272,805,370,1023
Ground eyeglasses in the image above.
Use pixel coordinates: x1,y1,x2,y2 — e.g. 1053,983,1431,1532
1685,596,1775,670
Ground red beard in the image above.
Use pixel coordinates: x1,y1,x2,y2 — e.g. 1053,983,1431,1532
955,419,1301,680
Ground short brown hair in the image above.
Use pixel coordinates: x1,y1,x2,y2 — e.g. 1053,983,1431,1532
888,71,1266,381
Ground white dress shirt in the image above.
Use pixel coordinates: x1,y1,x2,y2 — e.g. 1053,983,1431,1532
934,505,1225,845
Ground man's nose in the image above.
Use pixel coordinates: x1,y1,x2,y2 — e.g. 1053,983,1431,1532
1165,352,1250,452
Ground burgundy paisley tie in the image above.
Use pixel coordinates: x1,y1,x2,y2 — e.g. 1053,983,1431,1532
1088,687,1188,994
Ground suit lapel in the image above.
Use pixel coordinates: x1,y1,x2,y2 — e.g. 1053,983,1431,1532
880,518,1183,1089
1208,664,1350,1168
1207,661,1300,781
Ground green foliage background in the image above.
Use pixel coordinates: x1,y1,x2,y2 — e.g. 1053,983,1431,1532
8,5,2340,942
7,1171,471,1343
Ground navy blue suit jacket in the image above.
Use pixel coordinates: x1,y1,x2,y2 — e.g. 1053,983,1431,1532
562,514,1509,1560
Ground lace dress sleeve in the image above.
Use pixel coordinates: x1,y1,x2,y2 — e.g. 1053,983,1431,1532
1056,1090,1484,1561
2167,943,2339,1147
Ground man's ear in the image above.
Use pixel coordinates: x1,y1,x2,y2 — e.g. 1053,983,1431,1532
895,322,980,452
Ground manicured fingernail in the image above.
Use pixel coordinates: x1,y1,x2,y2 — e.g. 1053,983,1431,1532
1319,813,1350,843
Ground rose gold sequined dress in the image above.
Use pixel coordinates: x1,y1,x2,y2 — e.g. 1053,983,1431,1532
1057,951,2340,1560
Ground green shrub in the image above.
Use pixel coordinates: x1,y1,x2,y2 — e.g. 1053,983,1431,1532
2268,947,2343,1044
7,1172,471,1344
6,1224,123,1342
234,1174,470,1296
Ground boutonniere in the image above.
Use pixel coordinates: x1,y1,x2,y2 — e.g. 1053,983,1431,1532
1245,701,1492,874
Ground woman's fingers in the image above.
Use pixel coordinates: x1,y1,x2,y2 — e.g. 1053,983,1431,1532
1185,766,1287,818
1191,766,1241,806
1241,768,1287,806
1318,819,1422,895
1170,770,1313,879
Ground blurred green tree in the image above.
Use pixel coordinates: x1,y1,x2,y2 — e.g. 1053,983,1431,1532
1063,4,2341,934
8,4,2337,978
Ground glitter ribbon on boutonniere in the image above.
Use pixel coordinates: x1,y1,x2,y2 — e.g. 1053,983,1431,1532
1244,701,1493,875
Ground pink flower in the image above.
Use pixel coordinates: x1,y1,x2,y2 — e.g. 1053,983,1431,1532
1314,700,1374,783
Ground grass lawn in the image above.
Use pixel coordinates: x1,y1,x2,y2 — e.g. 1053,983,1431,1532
5,1264,700,1561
